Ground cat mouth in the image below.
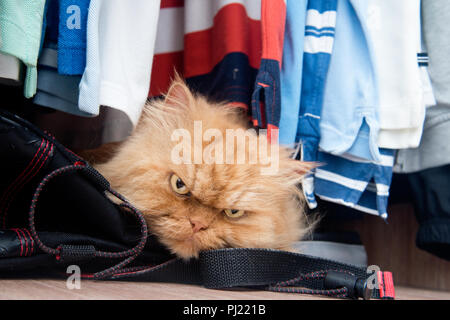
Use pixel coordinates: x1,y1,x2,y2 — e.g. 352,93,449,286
153,225,201,244
159,228,228,259
176,231,211,248
178,232,201,243
147,216,223,258
169,236,204,259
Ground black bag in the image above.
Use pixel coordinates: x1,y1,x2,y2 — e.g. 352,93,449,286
0,110,395,299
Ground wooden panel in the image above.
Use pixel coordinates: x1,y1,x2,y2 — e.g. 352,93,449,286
336,204,450,291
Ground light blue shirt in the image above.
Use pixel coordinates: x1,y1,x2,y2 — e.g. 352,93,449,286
58,0,90,75
279,0,308,147
319,0,380,162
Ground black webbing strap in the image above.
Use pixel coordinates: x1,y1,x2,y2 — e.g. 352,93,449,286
108,248,394,300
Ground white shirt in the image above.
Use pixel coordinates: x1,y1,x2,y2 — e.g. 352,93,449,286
79,0,161,126
351,0,434,149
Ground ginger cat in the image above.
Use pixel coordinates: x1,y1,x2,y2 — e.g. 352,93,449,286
96,78,315,259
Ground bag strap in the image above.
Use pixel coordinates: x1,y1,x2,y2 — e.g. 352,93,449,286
104,247,394,300
198,248,394,300
28,163,149,280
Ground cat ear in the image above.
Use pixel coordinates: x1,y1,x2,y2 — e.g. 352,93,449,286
164,73,193,108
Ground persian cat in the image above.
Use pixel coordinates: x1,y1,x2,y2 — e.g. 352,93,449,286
95,77,315,260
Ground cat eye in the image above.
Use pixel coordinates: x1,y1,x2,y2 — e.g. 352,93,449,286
170,174,190,195
223,209,245,218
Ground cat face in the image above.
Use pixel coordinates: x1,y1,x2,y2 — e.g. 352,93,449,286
96,78,314,260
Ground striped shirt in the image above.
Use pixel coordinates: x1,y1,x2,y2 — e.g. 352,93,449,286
295,0,338,209
314,149,395,219
150,0,286,136
302,0,432,218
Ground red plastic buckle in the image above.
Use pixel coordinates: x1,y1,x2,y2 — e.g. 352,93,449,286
377,271,395,300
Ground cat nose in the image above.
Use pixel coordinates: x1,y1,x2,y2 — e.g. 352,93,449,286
189,219,207,233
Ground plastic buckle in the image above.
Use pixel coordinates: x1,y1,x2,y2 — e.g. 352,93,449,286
377,271,395,300
324,270,373,300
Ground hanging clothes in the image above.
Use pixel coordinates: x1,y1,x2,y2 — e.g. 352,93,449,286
318,0,378,162
33,0,87,117
0,53,23,86
394,105,450,173
0,0,46,98
57,0,90,75
300,0,437,218
149,0,287,136
279,0,308,147
78,0,161,126
392,0,450,260
350,0,434,149
31,0,139,150
150,0,262,107
148,0,184,98
394,0,450,174
407,165,450,261
0,11,23,85
314,149,394,219
309,0,395,219
250,0,286,139
295,0,338,209
33,47,86,116
421,0,450,109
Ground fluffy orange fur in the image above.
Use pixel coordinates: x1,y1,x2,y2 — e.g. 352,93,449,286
95,78,315,260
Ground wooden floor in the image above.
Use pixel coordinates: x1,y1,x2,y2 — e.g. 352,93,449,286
1,279,449,300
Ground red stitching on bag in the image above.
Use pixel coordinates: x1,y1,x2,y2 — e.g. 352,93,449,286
9,140,48,193
22,228,35,255
29,143,54,180
1,139,45,198
64,146,81,159
2,142,53,228
16,228,29,256
11,228,24,256
0,139,45,223
1,140,49,227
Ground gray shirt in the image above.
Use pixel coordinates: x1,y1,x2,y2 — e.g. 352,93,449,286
394,0,450,173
